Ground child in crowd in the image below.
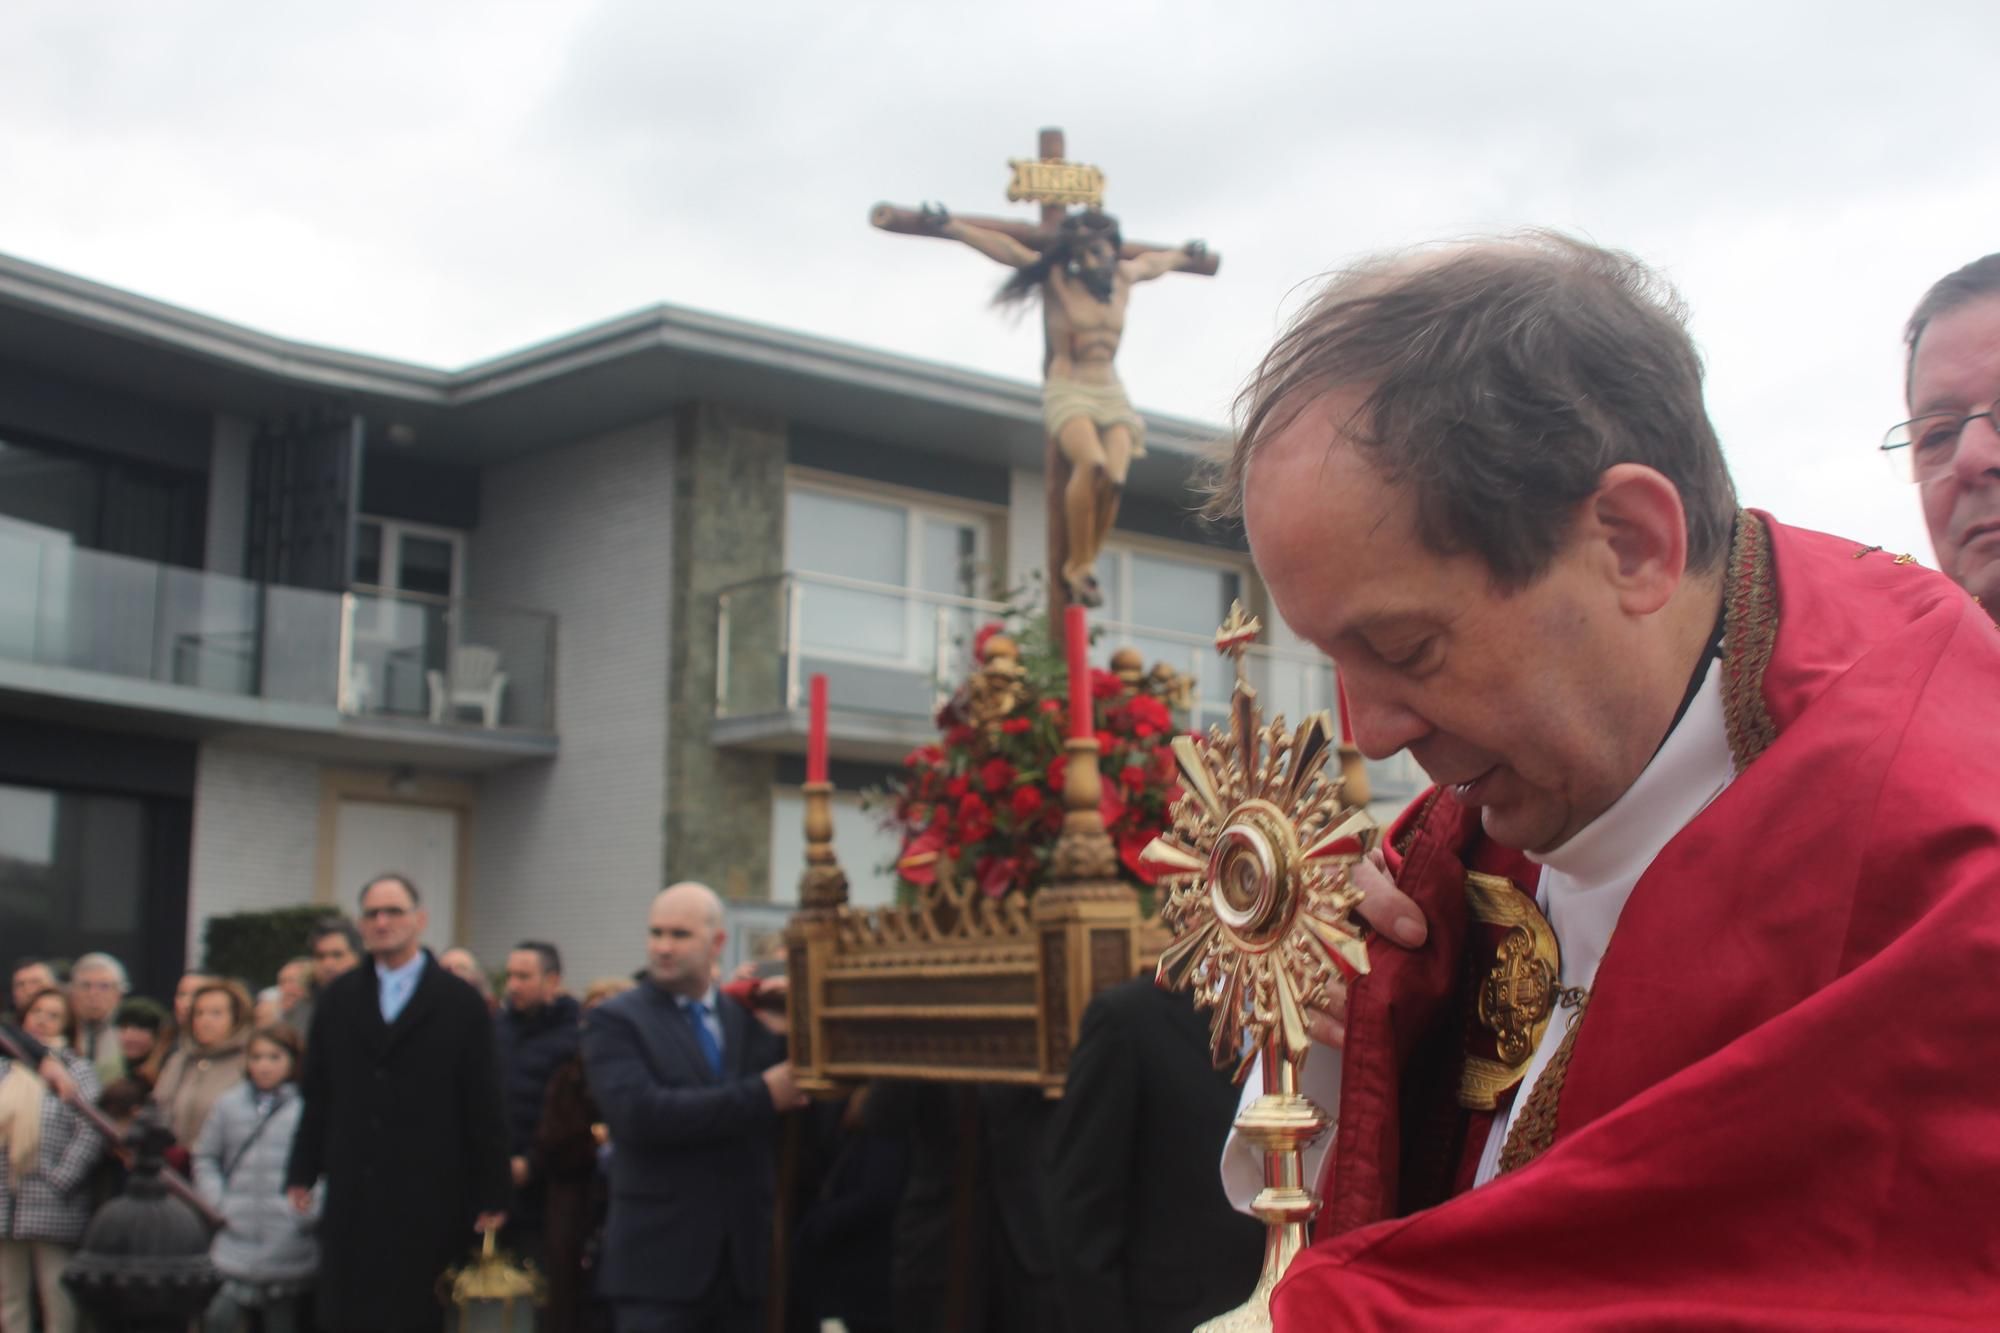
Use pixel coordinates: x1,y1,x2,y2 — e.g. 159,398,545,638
193,1025,317,1333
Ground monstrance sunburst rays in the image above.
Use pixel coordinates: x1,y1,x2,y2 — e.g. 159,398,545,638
1141,602,1376,1075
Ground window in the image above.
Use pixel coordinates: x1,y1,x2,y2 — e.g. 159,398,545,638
354,518,464,600
0,434,205,567
786,483,991,673
0,781,186,996
767,787,901,907
1095,544,1247,711
349,518,467,715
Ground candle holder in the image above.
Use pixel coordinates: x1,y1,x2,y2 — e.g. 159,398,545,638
1141,602,1377,1332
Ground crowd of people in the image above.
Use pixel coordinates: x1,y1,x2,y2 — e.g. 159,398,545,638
0,871,1255,1333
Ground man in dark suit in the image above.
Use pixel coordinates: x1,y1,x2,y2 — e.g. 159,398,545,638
285,873,512,1333
1042,975,1264,1333
583,881,803,1333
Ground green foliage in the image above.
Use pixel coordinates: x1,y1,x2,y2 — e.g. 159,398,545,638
202,905,341,989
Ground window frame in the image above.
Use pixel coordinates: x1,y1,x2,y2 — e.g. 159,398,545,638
783,471,1000,672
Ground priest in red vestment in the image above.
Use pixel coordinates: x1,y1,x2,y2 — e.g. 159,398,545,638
1206,233,2000,1329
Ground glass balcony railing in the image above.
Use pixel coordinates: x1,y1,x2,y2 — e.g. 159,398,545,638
0,519,557,733
713,570,1425,802
717,571,997,723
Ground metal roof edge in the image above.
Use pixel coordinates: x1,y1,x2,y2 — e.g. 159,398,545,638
0,249,1230,450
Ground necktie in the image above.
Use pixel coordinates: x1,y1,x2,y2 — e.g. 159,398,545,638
686,1000,724,1077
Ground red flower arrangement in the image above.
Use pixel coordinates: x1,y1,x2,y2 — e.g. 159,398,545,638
879,616,1190,902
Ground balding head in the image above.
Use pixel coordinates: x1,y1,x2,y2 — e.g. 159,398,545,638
656,882,724,928
647,882,727,998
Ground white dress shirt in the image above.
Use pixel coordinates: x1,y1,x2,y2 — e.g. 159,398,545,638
377,951,427,1024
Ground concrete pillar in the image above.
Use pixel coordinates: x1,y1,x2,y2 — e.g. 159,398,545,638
664,402,786,898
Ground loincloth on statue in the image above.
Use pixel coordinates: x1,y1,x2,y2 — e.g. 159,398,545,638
1042,377,1147,458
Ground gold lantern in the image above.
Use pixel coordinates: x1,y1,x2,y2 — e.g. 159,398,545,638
1141,602,1377,1332
440,1230,546,1333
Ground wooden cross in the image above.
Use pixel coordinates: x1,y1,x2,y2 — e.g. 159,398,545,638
870,127,1220,635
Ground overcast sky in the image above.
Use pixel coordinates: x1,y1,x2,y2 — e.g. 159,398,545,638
5,0,1993,560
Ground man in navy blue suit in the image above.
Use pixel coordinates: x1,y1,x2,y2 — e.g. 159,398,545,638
583,882,803,1333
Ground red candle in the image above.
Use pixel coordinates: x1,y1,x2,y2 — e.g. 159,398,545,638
1065,605,1091,741
807,673,829,783
1336,678,1354,745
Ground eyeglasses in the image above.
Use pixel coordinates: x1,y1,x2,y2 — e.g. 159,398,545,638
359,906,409,921
1881,395,2000,483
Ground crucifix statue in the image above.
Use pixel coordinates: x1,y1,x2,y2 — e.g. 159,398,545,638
871,127,1219,616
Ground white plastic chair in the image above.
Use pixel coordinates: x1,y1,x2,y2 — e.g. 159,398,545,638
426,645,508,727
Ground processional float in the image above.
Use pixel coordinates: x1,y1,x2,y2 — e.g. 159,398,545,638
784,602,1376,1330
784,128,1378,1331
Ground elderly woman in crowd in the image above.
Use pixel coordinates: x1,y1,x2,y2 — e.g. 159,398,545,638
0,987,104,1333
153,980,252,1152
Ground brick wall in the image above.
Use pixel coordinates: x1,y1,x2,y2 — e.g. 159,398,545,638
186,744,323,961
467,418,675,986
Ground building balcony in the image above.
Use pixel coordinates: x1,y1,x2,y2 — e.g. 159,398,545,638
0,518,557,769
711,570,1425,809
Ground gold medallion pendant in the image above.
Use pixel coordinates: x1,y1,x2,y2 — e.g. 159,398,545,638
1458,871,1560,1111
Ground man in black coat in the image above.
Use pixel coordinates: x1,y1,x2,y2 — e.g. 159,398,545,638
1042,975,1264,1333
286,874,511,1333
495,940,581,1266
582,882,803,1333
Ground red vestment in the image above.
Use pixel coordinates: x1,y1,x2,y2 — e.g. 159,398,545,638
1275,514,2000,1329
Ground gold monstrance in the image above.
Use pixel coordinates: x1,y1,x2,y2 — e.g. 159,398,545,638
1141,603,1377,1332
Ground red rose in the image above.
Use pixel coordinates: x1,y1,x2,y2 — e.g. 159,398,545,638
979,758,1017,794
944,724,976,748
945,776,970,800
1090,669,1123,699
957,793,993,842
1009,786,1045,822
1000,717,1033,734
1120,763,1148,792
1126,695,1171,738
1046,753,1069,793
973,621,1005,658
1095,729,1117,754
1038,698,1062,714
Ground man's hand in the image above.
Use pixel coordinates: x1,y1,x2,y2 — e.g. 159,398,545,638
1303,848,1429,1051
286,1186,313,1216
474,1211,506,1234
761,1061,808,1112
509,1155,530,1188
37,1056,77,1101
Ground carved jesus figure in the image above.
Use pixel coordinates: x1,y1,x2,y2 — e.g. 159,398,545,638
923,205,1207,607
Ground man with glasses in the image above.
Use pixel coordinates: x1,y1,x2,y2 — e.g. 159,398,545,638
286,874,510,1333
1889,253,2000,608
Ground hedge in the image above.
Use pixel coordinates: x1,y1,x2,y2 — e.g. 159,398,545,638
202,905,344,990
